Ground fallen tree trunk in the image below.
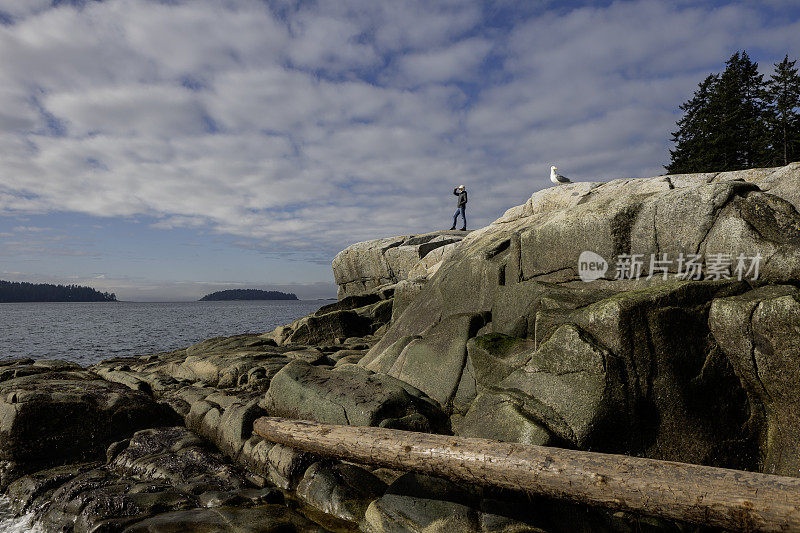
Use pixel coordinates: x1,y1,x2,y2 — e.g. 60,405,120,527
254,416,800,532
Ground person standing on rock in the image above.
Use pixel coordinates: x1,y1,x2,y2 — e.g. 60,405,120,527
450,184,468,231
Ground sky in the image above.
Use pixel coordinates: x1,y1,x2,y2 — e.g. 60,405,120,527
0,0,798,301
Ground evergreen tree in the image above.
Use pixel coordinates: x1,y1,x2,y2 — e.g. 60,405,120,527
765,55,800,165
0,280,117,302
716,51,769,169
666,74,720,174
666,51,771,173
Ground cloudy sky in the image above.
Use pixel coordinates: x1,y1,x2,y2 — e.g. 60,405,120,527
0,0,798,300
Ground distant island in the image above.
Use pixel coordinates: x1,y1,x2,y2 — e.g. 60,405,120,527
199,289,298,301
0,280,116,303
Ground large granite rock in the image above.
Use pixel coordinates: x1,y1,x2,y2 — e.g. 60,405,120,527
333,230,468,298
709,285,800,477
265,297,392,347
261,360,449,433
6,164,800,531
0,366,175,488
355,173,800,472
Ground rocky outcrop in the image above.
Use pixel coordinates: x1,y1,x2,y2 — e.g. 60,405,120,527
265,291,394,346
360,162,800,474
5,163,800,532
332,230,468,298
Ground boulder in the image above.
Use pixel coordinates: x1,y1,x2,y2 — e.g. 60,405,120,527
709,285,800,476
466,334,537,389
362,473,481,533
457,391,553,446
489,325,616,448
268,297,392,347
261,361,449,433
372,313,488,408
285,310,374,345
0,368,173,472
332,231,467,298
108,427,247,493
296,461,387,523
313,293,382,315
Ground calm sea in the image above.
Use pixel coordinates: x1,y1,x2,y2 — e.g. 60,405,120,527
0,300,329,530
0,300,327,366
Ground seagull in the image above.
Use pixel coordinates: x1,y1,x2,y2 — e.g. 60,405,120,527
550,166,571,185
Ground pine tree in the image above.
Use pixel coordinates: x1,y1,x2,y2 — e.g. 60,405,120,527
666,51,772,173
715,51,769,169
765,55,800,165
666,74,720,174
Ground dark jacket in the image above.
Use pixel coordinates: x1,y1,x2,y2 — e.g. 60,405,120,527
453,188,468,207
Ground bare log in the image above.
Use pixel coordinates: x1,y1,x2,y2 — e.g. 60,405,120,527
254,416,800,532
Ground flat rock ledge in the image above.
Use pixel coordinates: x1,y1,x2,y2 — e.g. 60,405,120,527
3,163,800,532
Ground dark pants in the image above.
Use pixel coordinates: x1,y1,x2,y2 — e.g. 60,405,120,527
452,206,466,228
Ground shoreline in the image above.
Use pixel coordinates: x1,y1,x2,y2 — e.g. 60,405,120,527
3,163,800,532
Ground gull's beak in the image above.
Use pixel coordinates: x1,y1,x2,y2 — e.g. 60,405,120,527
554,167,557,170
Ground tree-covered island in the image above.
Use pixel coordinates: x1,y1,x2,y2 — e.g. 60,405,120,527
0,280,117,302
199,289,298,301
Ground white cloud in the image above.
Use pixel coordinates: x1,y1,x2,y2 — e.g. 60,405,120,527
0,0,798,264
392,38,494,86
45,85,209,137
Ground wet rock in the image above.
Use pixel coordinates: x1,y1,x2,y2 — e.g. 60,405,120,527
296,461,387,523
0,369,173,474
123,504,323,532
5,426,305,532
265,444,316,490
362,473,481,533
198,487,283,508
108,427,247,493
238,435,274,479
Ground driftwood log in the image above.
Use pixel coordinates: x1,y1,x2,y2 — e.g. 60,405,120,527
253,416,800,532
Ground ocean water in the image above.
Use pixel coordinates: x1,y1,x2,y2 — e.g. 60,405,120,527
0,300,326,366
0,299,327,530
0,497,41,533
